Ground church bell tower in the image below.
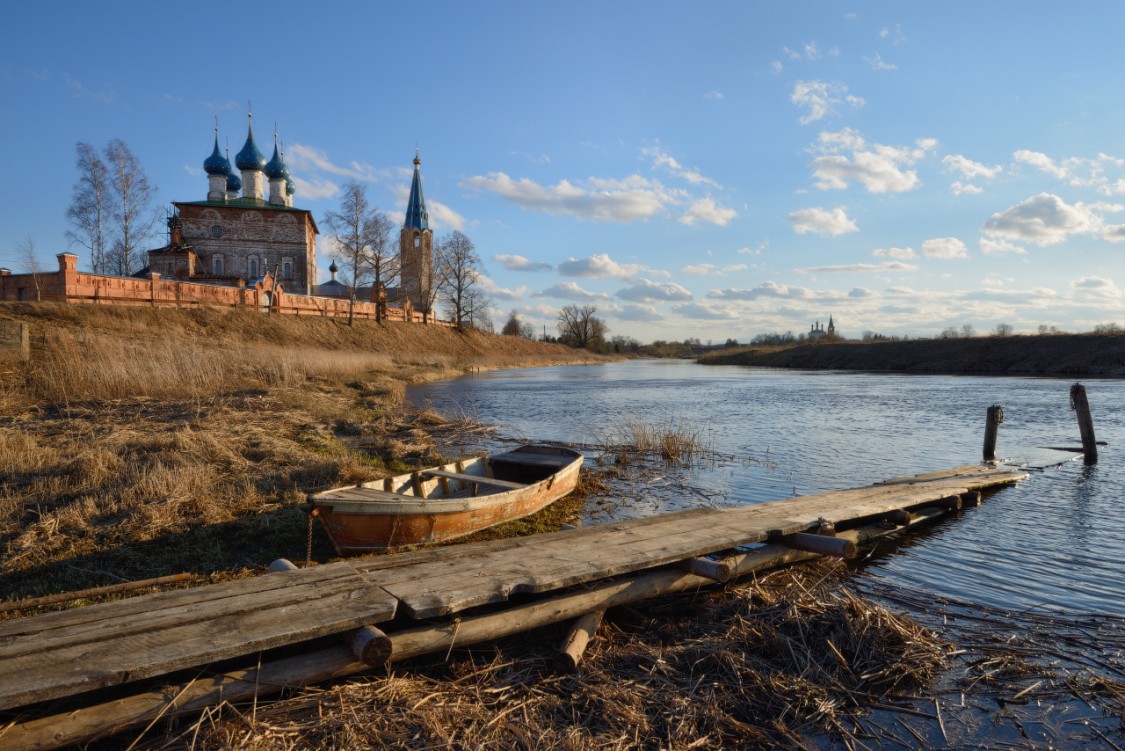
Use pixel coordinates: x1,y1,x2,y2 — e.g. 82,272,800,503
399,152,433,312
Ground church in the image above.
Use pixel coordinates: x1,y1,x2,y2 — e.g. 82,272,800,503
146,116,434,311
145,113,319,293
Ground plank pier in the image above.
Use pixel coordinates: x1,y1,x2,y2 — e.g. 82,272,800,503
0,463,1026,750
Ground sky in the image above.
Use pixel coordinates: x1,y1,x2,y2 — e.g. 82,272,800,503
4,2,1125,342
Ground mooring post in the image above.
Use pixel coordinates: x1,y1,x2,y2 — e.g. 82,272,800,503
983,405,1004,462
1070,383,1098,465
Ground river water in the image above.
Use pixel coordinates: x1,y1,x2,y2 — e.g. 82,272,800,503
408,360,1125,619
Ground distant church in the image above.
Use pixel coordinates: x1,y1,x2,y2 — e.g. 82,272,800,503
144,113,319,294
808,316,836,341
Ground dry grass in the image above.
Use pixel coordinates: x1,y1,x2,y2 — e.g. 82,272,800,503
595,416,717,465
0,304,606,602
151,562,946,751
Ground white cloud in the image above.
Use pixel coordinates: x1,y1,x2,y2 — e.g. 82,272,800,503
849,287,876,298
982,193,1101,246
979,237,1027,255
1013,150,1125,194
796,261,917,273
708,281,812,300
616,278,693,303
613,304,664,322
922,237,969,259
1070,276,1120,300
738,243,767,256
680,197,738,226
681,263,749,276
1102,224,1125,244
943,154,1003,180
951,181,983,196
790,80,865,125
532,281,612,302
769,60,783,75
428,199,465,232
286,144,384,182
810,129,935,193
641,144,721,188
1013,150,1069,180
461,172,674,223
673,303,740,321
789,206,859,236
557,253,645,279
703,90,725,101
493,254,552,272
183,164,204,178
290,175,339,201
477,276,527,301
863,53,897,71
871,246,916,259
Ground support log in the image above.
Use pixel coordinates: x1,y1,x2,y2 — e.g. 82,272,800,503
1070,383,1098,465
675,556,732,582
553,608,605,673
960,490,982,508
983,405,1004,462
2,504,970,751
777,532,857,559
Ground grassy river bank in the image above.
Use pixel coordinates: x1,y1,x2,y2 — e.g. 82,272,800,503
0,306,1121,749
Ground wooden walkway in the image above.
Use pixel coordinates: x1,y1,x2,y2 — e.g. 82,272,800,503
0,464,1024,711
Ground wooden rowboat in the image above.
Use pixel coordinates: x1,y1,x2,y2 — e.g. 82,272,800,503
308,445,584,554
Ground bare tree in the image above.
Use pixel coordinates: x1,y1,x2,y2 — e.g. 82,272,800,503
65,142,110,274
462,287,493,330
557,304,608,349
105,139,158,276
993,322,1014,337
17,235,42,301
436,231,483,327
322,182,395,325
502,310,522,336
961,323,976,338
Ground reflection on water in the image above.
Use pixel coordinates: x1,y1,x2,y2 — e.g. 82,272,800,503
409,360,1125,617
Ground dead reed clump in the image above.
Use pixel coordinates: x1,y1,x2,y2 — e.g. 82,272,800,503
595,416,718,466
168,563,946,751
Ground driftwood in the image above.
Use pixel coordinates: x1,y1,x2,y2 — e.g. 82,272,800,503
554,609,606,673
0,494,974,751
0,573,200,614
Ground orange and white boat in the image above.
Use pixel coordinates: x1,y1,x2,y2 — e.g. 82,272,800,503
308,445,584,554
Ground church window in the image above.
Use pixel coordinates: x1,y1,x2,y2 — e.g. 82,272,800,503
166,262,174,275
283,261,293,280
213,257,224,275
414,235,421,248
210,225,223,238
249,259,259,278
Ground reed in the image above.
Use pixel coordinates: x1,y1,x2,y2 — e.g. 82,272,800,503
596,416,715,465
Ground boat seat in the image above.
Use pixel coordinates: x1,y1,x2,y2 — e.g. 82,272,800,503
421,470,527,490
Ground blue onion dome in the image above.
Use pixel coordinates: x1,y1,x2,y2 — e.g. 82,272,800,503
264,141,288,180
286,177,295,196
329,260,338,274
226,171,242,192
235,123,267,171
203,136,231,176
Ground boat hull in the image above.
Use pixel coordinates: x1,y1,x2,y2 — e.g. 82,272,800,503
310,446,583,554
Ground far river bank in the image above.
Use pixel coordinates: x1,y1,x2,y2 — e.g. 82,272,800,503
698,332,1125,376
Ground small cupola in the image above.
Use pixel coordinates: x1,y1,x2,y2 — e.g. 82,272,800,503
204,124,232,202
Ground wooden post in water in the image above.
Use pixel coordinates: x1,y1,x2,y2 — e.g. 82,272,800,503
1070,383,1098,465
983,405,1004,462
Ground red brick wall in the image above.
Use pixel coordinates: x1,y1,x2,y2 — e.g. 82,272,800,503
0,254,450,326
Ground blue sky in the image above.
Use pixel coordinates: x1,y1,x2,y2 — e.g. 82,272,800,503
4,1,1125,341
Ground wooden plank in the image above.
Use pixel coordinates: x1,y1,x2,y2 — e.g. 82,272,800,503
315,487,414,502
0,580,397,710
420,469,527,490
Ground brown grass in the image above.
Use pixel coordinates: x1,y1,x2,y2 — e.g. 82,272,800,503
155,562,946,751
0,304,608,601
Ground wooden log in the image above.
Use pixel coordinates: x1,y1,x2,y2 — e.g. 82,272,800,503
0,573,200,614
676,556,732,582
983,404,1004,462
777,532,857,559
268,559,391,666
553,609,605,673
960,490,982,508
884,510,913,526
1069,384,1098,465
0,508,964,751
930,494,963,511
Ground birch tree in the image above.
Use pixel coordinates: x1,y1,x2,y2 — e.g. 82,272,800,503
322,182,395,325
105,139,158,276
65,142,110,274
436,231,483,328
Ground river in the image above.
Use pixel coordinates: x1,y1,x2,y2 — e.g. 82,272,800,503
408,360,1125,619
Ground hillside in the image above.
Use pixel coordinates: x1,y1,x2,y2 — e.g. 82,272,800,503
0,304,606,598
697,334,1125,376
